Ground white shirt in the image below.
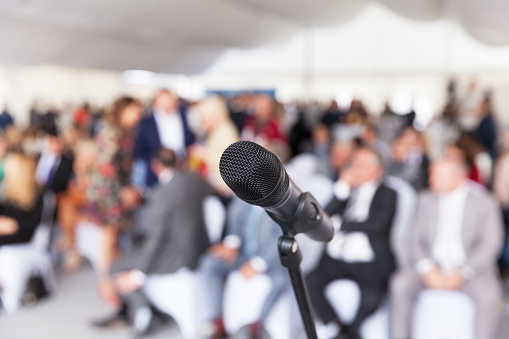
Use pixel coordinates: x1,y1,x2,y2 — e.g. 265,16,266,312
153,109,185,156
432,184,469,272
416,183,470,276
35,151,60,186
326,180,378,262
158,168,174,185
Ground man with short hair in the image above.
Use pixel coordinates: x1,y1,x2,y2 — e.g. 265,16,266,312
93,147,212,337
390,158,503,339
307,147,397,339
133,90,194,188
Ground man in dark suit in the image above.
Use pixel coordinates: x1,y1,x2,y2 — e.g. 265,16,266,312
199,198,289,339
306,147,397,339
93,148,212,337
35,132,74,194
133,90,194,189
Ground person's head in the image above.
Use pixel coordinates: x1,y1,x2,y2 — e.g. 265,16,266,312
3,125,23,152
329,140,355,172
3,153,38,210
348,147,384,187
312,124,330,146
429,158,468,194
254,95,274,121
106,96,142,130
196,96,229,132
151,147,176,178
153,89,178,115
44,133,64,155
361,124,377,145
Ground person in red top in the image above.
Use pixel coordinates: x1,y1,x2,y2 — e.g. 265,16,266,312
241,95,287,147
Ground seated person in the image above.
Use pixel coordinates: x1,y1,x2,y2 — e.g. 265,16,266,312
0,153,44,313
92,148,213,337
306,147,397,339
199,198,289,339
390,157,503,339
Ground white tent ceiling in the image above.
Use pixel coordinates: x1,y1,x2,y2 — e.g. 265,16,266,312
2,0,509,74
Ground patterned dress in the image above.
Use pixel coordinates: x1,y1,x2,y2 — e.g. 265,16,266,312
85,123,135,229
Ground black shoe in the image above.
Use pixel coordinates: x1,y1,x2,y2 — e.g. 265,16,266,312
91,312,129,329
132,306,166,338
334,326,360,339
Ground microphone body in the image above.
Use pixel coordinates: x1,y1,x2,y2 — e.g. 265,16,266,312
219,141,333,242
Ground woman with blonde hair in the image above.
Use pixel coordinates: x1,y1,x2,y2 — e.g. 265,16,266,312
190,96,239,195
0,153,44,312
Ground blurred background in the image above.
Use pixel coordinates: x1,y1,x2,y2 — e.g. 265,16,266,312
2,1,509,339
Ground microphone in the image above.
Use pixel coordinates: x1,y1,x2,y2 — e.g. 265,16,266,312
219,141,333,242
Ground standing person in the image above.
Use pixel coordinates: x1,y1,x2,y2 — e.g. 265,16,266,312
390,158,503,339
190,96,239,195
306,148,397,339
133,89,194,189
475,96,498,160
241,95,287,148
84,96,142,304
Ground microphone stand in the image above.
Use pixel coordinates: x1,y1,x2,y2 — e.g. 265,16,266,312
278,235,318,339
268,192,321,339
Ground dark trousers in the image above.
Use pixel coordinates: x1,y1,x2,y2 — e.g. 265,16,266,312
110,256,150,321
306,254,386,338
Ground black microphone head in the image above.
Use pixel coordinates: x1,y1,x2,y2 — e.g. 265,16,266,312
219,141,289,207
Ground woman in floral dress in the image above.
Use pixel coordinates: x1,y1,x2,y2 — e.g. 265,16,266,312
84,96,142,305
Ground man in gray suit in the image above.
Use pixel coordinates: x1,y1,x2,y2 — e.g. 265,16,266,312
390,157,503,339
93,147,213,337
199,198,289,339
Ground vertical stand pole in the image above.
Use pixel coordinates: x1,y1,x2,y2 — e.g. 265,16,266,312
278,236,318,339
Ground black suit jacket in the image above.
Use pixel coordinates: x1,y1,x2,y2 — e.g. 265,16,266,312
50,153,74,194
134,110,195,187
325,183,397,279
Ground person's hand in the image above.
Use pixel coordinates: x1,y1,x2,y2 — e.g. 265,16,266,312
442,271,465,290
120,187,142,209
239,262,259,280
209,244,238,264
423,268,446,289
339,167,356,188
0,216,18,236
113,271,142,295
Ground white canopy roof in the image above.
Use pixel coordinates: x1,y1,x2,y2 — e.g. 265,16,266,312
2,0,509,74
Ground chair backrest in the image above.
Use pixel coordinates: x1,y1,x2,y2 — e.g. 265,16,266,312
31,190,57,251
202,195,226,244
384,176,418,269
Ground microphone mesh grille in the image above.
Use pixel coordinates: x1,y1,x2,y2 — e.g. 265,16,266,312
219,141,288,206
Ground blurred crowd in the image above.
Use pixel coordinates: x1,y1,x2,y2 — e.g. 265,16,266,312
0,80,508,339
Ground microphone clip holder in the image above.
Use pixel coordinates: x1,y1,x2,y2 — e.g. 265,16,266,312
267,193,320,339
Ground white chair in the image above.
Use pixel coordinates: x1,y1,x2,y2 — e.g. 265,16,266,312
203,195,226,244
144,268,204,338
223,272,301,339
142,195,226,338
323,280,389,339
0,191,58,313
413,290,475,339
